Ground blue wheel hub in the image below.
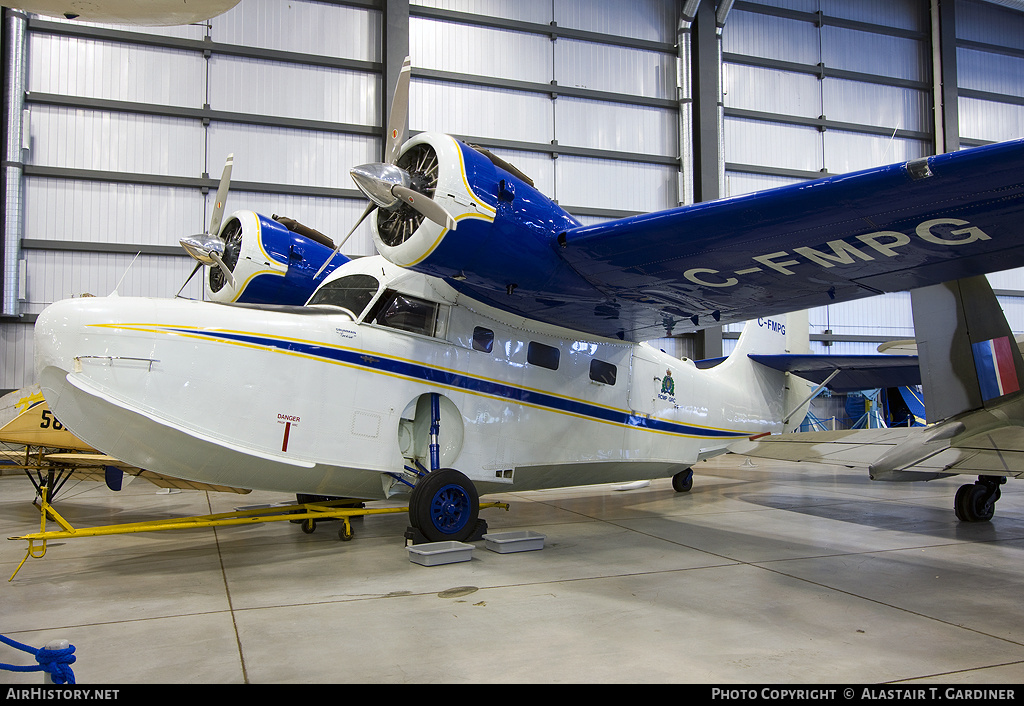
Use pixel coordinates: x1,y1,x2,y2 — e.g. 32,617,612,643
429,484,471,534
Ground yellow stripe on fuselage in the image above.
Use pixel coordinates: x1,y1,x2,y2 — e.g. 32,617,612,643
85,322,751,440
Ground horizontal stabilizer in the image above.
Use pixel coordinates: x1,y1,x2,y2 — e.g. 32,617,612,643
935,427,1024,478
731,420,1024,481
729,427,913,468
745,354,920,393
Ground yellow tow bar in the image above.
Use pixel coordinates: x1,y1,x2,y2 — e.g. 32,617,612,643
8,486,509,581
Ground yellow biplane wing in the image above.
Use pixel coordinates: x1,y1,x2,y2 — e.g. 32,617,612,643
1,385,250,496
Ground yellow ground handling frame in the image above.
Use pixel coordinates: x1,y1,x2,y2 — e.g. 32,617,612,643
8,485,509,581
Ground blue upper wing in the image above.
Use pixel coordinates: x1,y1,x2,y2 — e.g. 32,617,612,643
487,139,1024,341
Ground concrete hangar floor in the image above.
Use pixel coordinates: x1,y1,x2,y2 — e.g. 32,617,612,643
2,454,1023,685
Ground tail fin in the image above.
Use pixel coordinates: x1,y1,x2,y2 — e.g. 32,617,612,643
911,276,1024,423
719,310,813,432
728,309,811,359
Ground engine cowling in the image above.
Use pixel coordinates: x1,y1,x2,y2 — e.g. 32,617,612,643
369,132,594,304
205,210,347,305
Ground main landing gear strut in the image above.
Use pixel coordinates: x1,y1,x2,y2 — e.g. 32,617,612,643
954,475,1006,522
405,393,486,543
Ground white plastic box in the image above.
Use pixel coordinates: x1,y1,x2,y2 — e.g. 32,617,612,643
407,541,474,566
482,530,546,554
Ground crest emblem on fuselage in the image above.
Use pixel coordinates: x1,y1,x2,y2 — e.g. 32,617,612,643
658,369,675,401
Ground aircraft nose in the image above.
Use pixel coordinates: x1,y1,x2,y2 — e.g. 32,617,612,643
34,297,82,380
33,296,130,381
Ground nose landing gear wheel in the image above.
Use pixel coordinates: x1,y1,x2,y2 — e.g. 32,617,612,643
409,468,479,542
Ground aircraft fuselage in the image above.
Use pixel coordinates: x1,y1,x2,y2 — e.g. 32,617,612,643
33,256,802,500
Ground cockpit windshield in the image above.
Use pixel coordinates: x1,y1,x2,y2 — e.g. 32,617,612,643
306,274,380,319
369,290,440,336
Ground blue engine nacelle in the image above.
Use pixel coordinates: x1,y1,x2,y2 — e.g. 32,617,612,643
369,133,598,306
205,211,347,306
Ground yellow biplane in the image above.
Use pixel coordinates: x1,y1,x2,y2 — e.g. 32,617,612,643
1,385,250,499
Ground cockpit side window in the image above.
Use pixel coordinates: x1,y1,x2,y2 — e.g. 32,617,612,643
306,274,380,318
368,289,440,337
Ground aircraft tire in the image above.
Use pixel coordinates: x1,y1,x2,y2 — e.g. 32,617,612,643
409,468,480,542
672,468,693,493
954,482,996,522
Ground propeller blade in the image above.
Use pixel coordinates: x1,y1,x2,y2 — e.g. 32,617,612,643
175,261,204,298
384,57,411,165
314,202,376,279
392,184,457,231
209,251,236,290
173,153,234,297
209,153,233,237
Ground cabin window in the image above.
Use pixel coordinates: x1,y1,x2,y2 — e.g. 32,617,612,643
527,341,560,370
473,327,494,353
369,290,439,336
590,359,617,385
306,274,380,319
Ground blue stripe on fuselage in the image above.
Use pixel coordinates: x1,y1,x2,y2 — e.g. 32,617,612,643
165,326,747,439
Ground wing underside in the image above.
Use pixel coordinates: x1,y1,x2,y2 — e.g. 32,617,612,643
729,428,912,468
525,139,1024,341
730,425,1024,479
941,427,1024,477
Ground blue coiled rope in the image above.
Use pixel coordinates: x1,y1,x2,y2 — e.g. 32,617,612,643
0,634,76,684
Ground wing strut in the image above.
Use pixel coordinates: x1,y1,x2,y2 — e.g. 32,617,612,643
783,369,842,425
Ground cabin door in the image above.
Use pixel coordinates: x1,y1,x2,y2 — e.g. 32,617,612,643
627,350,679,419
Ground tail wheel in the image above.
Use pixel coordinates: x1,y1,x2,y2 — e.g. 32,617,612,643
954,481,1000,522
409,468,479,542
672,468,693,493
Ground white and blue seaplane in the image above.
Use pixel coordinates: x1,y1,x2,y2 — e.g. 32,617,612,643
32,60,1024,542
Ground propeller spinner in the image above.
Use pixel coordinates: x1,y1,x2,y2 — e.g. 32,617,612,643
177,154,237,296
315,57,456,279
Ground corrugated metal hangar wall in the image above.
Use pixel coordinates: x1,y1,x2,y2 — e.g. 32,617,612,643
2,0,1024,395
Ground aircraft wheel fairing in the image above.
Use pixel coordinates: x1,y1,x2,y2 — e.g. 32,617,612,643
409,468,480,542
